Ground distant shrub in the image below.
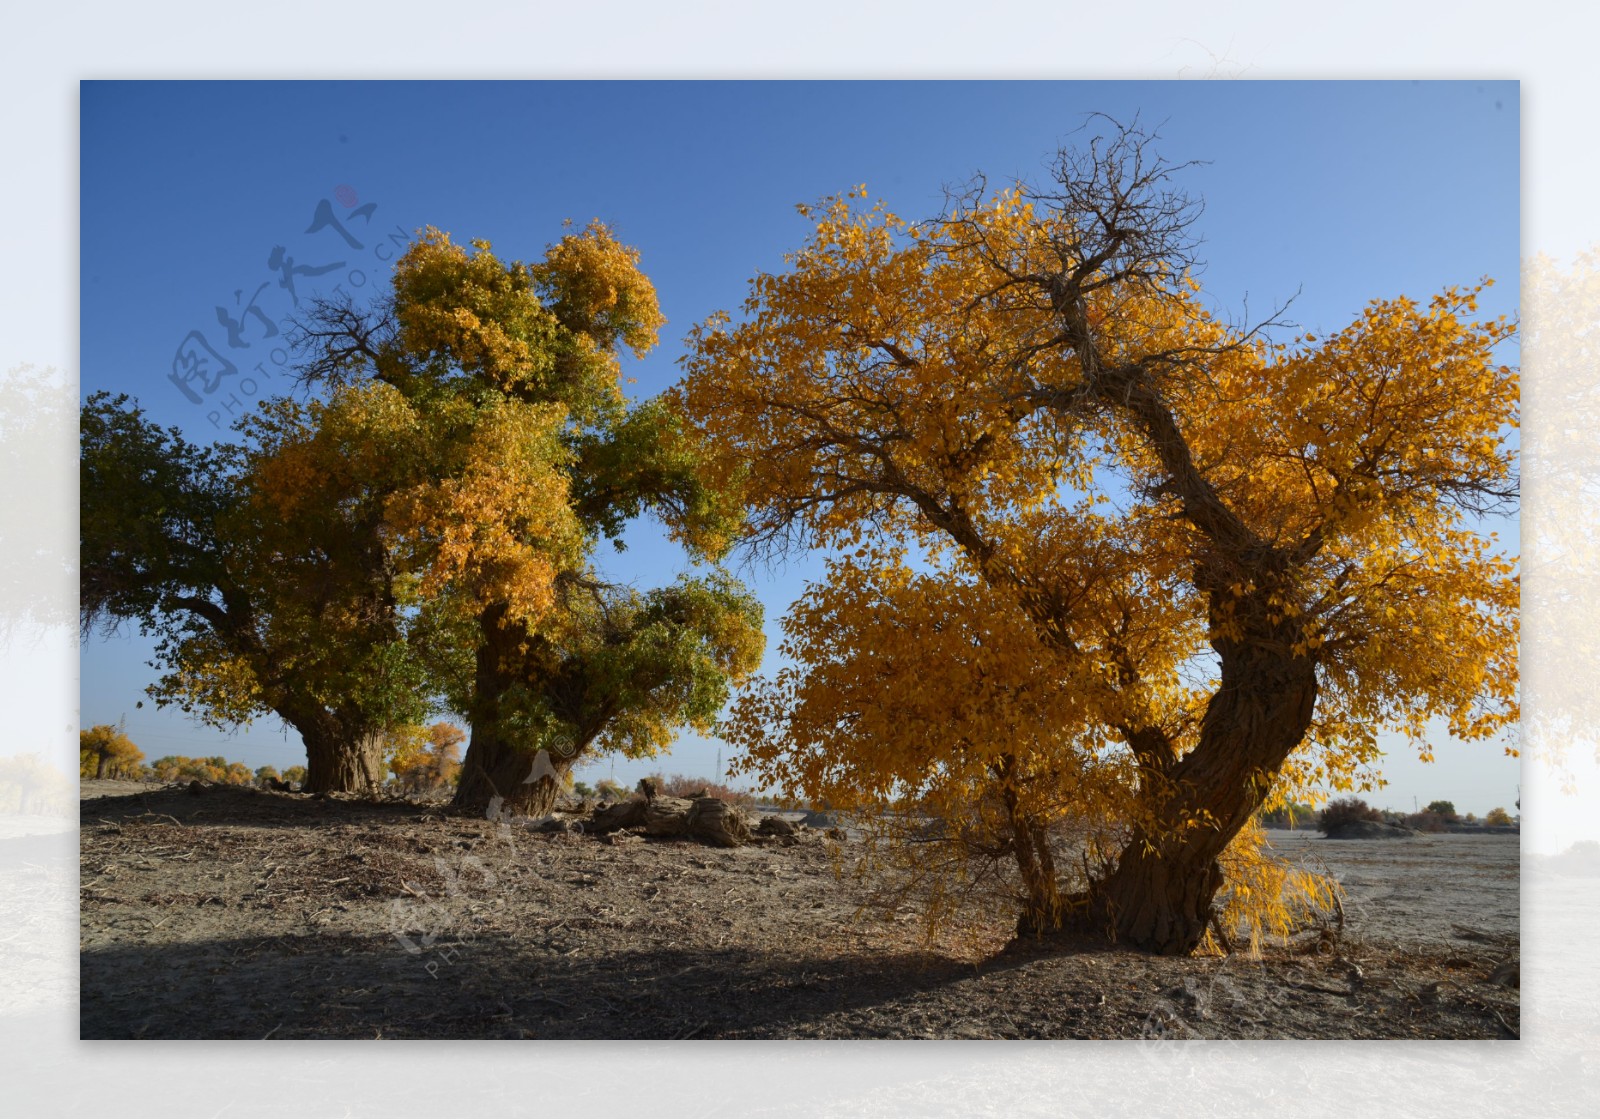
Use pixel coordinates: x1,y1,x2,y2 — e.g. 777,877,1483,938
1258,799,1317,829
1425,799,1459,822
1485,807,1514,827
1318,797,1382,834
647,772,757,808
1406,810,1448,833
149,754,254,784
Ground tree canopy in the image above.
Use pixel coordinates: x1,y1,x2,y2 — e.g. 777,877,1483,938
674,121,1518,953
80,724,144,780
81,387,431,792
84,222,764,809
284,224,764,813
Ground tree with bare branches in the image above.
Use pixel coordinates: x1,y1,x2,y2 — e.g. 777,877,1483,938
675,119,1518,954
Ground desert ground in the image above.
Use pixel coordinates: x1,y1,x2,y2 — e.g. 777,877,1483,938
76,781,1520,1040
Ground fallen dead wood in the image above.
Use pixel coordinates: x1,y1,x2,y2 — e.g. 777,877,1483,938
588,793,754,847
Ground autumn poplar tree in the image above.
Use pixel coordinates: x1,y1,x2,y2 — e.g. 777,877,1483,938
389,721,466,793
290,225,763,816
80,724,144,780
675,120,1518,954
81,390,432,793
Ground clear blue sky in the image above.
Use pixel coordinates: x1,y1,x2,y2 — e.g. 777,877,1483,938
80,79,1520,811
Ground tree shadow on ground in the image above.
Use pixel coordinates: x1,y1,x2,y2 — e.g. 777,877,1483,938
82,785,441,833
79,929,1121,1040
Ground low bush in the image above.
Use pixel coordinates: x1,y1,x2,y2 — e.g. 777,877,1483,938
1257,799,1317,829
1424,799,1459,823
1318,797,1382,834
646,772,758,808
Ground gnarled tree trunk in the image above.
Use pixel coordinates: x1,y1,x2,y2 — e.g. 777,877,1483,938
1078,644,1320,954
301,727,387,795
452,725,576,817
284,703,387,795
451,605,581,817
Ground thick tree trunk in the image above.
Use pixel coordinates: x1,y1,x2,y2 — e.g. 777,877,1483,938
451,725,575,817
301,726,386,794
1083,837,1227,955
450,605,578,817
1078,644,1320,955
280,696,387,795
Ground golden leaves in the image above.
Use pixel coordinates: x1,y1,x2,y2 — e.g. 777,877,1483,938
388,224,663,419
678,171,1519,940
534,219,665,359
384,395,582,628
391,228,555,394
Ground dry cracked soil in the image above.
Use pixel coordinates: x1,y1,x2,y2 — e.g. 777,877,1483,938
75,782,1521,1040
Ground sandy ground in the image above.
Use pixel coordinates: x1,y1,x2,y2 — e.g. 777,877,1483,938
76,783,1521,1040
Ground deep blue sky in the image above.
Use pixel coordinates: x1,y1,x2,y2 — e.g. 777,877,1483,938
80,79,1520,809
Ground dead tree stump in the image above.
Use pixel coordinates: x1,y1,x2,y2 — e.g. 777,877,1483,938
588,793,754,847
592,796,648,833
643,796,696,838
689,797,753,847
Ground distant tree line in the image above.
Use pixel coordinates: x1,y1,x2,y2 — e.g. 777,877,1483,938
79,720,477,795
1301,796,1517,834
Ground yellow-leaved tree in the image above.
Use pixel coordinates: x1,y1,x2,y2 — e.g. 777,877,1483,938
388,721,466,793
81,385,436,794
291,225,764,816
675,121,1518,954
80,723,145,780
84,222,763,807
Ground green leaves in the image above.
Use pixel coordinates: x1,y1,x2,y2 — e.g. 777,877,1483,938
568,397,746,559
80,392,234,635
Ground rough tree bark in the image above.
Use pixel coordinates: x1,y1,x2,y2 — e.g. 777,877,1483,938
277,698,388,795
452,725,575,817
451,605,582,817
1078,643,1319,954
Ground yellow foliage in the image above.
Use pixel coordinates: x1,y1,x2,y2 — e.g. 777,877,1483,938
1204,821,1345,956
679,156,1518,950
80,724,144,780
